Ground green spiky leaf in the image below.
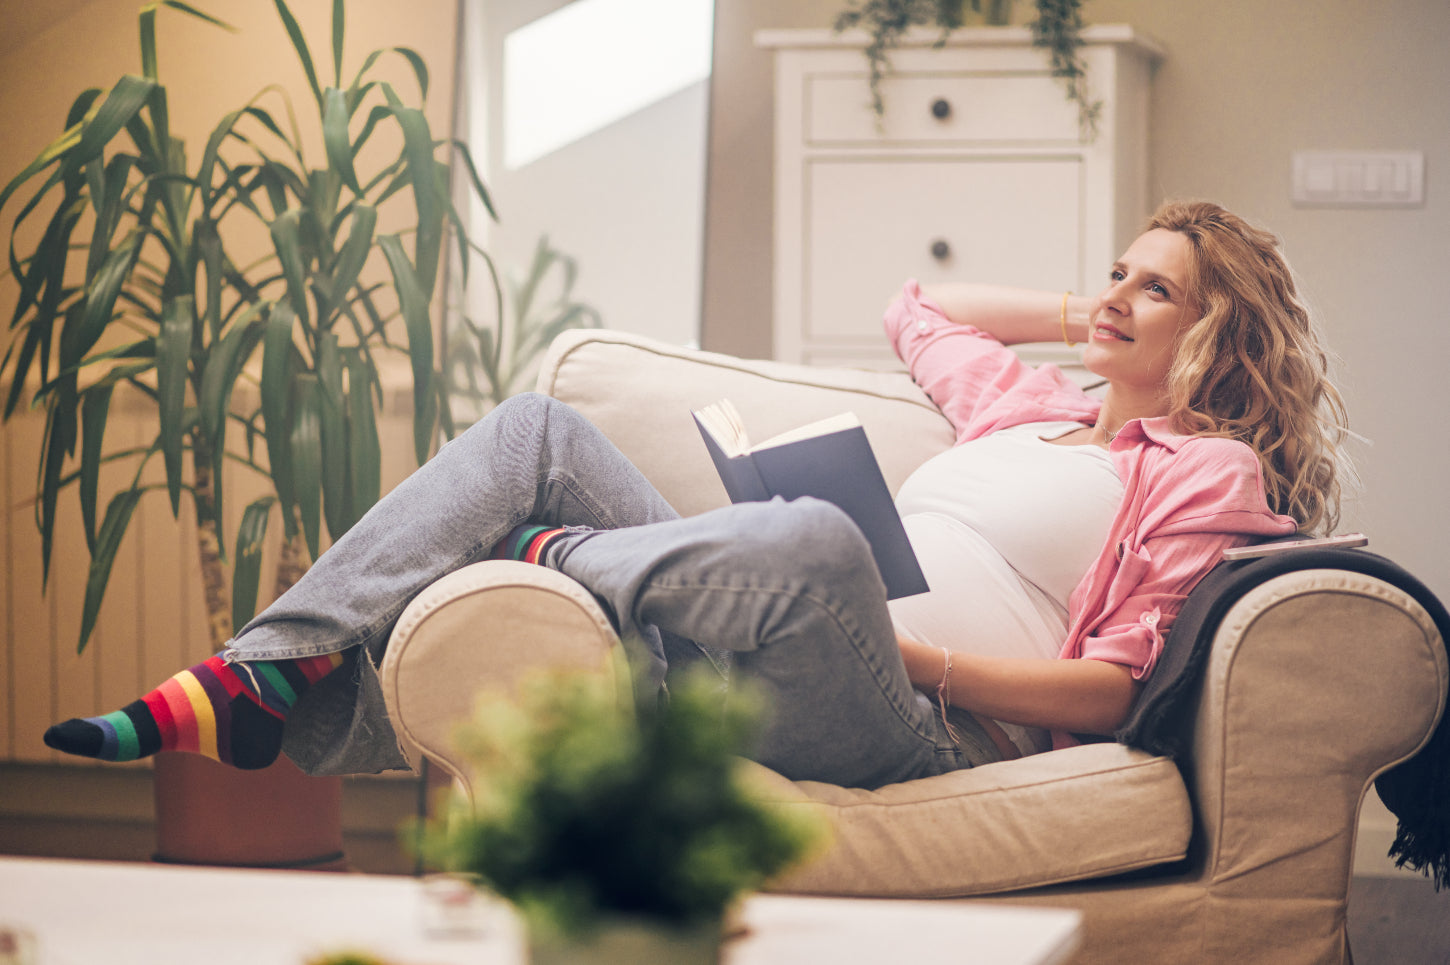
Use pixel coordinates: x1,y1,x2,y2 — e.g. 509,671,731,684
232,496,276,632
262,301,299,536
78,488,143,653
290,373,324,561
156,296,193,515
78,384,115,552
378,233,434,464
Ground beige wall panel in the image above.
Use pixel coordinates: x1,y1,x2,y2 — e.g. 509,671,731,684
93,417,144,717
0,425,10,756
128,388,197,684
0,414,17,757
50,480,95,729
182,502,214,668
5,414,54,762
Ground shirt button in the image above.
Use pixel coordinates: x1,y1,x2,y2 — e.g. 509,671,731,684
1145,614,1158,625
917,319,929,333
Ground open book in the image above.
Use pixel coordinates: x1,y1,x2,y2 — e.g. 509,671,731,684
692,399,929,600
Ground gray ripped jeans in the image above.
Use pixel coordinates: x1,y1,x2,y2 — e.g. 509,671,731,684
226,393,996,786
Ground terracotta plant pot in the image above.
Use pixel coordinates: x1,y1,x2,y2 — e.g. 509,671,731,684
151,751,346,870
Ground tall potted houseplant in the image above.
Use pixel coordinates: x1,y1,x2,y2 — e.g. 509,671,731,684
0,0,495,866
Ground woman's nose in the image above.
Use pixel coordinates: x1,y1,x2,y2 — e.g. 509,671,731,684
1099,280,1129,314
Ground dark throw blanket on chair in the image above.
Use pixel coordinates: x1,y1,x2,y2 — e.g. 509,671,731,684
1115,547,1450,890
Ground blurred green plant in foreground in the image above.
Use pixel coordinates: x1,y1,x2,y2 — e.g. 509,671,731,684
416,667,827,940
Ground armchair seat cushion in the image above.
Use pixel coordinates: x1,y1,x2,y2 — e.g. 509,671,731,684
749,743,1192,898
383,560,1194,900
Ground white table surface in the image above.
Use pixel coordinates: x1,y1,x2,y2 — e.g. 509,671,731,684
0,856,1081,965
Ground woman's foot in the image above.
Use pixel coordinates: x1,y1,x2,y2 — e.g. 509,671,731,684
490,523,570,564
43,652,342,770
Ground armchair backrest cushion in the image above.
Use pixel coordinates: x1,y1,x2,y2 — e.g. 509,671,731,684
536,330,957,517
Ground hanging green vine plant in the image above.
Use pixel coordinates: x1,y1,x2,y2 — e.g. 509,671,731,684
1031,0,1100,136
833,0,1101,138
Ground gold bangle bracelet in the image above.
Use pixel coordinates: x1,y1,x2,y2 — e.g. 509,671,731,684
1060,291,1076,347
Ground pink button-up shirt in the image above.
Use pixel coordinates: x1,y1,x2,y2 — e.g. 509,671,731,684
885,282,1297,703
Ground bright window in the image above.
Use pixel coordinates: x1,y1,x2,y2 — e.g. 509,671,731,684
504,0,715,169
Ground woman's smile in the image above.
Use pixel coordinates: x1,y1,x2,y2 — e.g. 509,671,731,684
1092,320,1134,342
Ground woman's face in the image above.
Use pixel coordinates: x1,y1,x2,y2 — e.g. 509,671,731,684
1082,228,1200,403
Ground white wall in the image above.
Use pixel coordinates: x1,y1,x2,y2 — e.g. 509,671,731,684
701,0,843,359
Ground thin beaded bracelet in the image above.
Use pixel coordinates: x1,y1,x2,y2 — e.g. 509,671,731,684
936,646,963,743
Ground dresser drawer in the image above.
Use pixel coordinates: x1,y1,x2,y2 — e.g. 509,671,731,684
806,71,1080,144
800,156,1084,344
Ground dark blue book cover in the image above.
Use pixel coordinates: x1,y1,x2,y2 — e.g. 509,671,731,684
694,404,928,600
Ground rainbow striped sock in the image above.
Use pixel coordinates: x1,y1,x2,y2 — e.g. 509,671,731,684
491,523,570,565
42,652,343,770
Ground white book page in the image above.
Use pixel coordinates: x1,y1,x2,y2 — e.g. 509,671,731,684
694,399,751,456
755,412,861,451
696,400,861,456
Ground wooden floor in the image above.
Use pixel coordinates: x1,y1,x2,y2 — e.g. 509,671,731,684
1348,874,1450,965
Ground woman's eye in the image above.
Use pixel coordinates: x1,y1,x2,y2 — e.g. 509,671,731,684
1148,282,1168,297
1110,269,1126,281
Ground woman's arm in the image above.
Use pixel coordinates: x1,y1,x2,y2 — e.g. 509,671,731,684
898,635,1140,736
915,283,1095,347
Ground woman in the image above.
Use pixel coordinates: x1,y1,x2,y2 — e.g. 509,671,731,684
888,201,1346,762
45,201,1350,789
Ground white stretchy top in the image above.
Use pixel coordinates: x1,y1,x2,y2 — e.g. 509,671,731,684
888,421,1125,756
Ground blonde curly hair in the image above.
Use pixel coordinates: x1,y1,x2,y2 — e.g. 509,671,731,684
1151,201,1350,535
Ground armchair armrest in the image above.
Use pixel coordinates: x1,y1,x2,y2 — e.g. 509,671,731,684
1118,547,1450,891
1184,566,1445,905
379,561,621,798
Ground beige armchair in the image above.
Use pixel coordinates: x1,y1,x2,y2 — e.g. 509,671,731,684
379,330,1448,965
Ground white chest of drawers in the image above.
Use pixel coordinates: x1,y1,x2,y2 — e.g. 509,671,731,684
757,25,1163,369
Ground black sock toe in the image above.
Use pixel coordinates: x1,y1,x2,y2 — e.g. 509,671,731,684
228,698,285,770
44,719,104,758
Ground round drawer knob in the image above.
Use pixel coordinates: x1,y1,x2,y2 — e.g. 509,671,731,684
930,98,952,120
930,239,951,261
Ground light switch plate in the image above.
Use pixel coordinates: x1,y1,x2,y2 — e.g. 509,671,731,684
1291,150,1425,207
